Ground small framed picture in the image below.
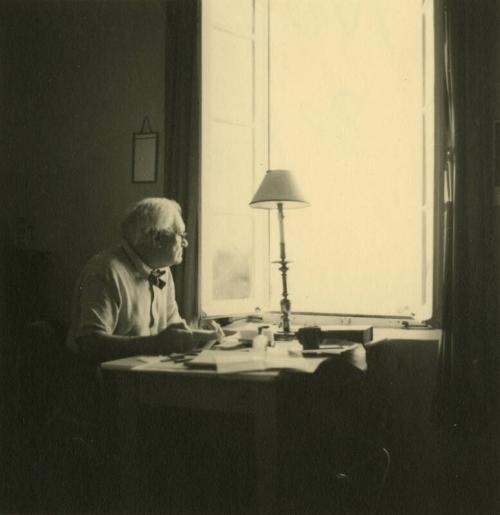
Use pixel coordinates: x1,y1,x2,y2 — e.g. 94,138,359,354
132,132,158,183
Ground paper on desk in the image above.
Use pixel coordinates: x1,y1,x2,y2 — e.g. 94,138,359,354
134,356,164,364
187,350,265,373
302,343,358,357
187,350,324,374
215,353,267,373
132,356,188,372
214,335,246,350
264,356,323,373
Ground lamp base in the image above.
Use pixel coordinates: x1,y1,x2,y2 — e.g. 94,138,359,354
274,331,297,342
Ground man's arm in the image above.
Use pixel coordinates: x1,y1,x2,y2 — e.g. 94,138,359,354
77,327,217,363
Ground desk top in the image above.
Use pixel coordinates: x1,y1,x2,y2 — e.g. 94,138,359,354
101,344,366,381
101,355,321,382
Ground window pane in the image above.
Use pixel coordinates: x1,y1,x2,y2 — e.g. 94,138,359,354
204,122,254,214
201,0,269,315
202,0,434,319
269,0,431,317
210,30,253,123
211,214,252,300
208,0,253,33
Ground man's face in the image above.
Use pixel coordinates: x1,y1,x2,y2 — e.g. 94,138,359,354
154,223,188,268
164,230,188,266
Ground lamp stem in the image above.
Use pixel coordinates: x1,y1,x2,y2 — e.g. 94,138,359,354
277,203,291,334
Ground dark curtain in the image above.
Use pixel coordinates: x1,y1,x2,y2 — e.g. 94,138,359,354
434,0,498,433
164,0,201,325
433,0,498,509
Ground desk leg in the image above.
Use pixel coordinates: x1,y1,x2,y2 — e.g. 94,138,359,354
254,388,278,515
114,375,139,514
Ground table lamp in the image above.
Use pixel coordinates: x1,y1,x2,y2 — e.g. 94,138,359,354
250,169,310,340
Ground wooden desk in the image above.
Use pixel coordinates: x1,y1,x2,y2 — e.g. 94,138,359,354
101,347,366,515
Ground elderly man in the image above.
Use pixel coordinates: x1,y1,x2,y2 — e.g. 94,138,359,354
67,197,217,362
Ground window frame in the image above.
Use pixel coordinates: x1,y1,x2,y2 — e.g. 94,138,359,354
200,0,270,317
200,0,440,329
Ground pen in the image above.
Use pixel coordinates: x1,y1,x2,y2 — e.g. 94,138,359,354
174,357,194,363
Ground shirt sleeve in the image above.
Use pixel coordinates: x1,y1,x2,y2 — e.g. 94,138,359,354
75,266,121,337
165,268,186,327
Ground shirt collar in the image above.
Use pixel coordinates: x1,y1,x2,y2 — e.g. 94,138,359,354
121,239,166,280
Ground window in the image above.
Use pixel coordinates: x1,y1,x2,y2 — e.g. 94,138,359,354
202,0,435,323
201,0,269,316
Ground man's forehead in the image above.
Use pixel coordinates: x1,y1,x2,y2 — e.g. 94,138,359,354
173,213,185,232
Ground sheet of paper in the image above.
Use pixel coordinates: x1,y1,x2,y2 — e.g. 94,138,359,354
187,350,266,373
132,355,192,372
133,360,189,372
264,356,324,373
214,339,247,350
214,353,267,373
134,356,164,364
187,350,325,374
129,350,328,375
302,343,358,357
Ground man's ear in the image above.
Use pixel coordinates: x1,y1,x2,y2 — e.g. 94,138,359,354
152,231,163,248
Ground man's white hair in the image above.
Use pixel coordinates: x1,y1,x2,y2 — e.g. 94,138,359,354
121,197,183,246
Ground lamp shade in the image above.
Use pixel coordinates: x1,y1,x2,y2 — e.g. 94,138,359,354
249,169,309,209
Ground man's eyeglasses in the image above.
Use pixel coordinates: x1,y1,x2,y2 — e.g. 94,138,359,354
154,230,188,247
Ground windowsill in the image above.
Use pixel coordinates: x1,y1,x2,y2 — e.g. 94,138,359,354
259,311,438,331
372,327,441,342
214,312,442,342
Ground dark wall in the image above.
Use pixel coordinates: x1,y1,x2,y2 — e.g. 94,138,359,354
0,3,168,509
1,0,167,324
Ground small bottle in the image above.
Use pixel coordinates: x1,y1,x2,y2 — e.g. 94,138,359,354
262,326,275,347
252,326,269,353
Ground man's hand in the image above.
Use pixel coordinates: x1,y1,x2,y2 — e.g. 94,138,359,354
191,328,219,342
156,327,197,355
156,327,220,355
206,320,226,342
167,321,190,331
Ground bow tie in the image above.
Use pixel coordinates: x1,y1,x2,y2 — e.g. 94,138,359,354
148,269,166,289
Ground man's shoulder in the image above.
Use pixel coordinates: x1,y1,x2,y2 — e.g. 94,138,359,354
81,245,132,281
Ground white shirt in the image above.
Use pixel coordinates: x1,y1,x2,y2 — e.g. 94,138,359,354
66,240,184,353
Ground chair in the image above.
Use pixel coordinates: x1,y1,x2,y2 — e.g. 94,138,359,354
331,438,391,515
281,352,391,515
323,344,392,515
307,389,392,515
15,320,104,513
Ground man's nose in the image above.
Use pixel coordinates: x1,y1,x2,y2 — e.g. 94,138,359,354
182,238,189,248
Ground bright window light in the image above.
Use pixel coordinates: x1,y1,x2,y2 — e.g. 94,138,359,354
269,0,434,319
201,0,434,322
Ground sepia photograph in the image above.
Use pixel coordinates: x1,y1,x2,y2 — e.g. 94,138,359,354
0,0,498,513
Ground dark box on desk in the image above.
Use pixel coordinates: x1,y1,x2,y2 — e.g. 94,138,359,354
321,325,373,345
297,325,373,350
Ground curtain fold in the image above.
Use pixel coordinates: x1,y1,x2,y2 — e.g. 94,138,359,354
431,3,499,510
433,0,498,433
164,0,201,325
